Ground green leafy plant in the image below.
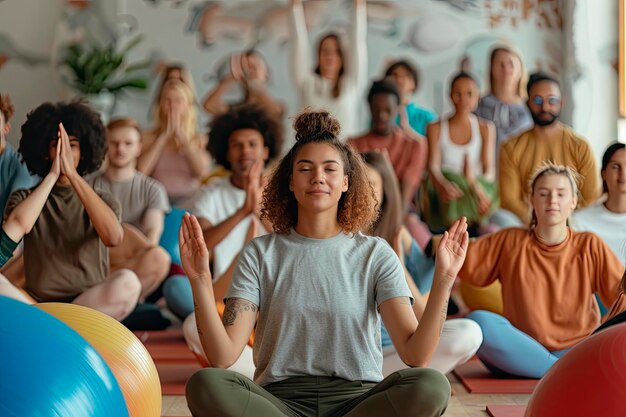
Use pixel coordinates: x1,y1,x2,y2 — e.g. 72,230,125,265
62,34,151,96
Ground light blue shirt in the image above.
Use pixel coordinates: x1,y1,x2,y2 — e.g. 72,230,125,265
0,144,39,217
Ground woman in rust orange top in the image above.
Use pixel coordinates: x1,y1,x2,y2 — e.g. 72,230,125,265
460,163,624,378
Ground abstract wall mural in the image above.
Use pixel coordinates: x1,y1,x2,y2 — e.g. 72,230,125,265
1,0,618,154
0,32,48,71
112,0,566,135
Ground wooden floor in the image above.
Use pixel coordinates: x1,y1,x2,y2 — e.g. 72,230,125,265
160,372,531,417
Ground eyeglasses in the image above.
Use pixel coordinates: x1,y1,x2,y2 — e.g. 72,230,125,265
532,95,561,106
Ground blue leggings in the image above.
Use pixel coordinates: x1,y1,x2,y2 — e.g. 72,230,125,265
466,310,569,379
163,275,194,321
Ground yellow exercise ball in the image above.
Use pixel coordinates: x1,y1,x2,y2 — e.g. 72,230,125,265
459,281,503,315
36,303,161,417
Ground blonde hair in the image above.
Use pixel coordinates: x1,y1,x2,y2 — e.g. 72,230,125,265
489,44,528,100
528,162,581,228
153,79,201,147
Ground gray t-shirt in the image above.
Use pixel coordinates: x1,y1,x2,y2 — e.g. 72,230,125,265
227,230,412,386
88,171,170,232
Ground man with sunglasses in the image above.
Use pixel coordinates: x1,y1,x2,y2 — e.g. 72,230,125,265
498,72,600,224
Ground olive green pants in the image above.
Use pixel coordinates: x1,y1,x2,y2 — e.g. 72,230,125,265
186,367,450,417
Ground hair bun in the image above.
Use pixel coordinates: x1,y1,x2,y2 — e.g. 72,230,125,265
293,109,341,142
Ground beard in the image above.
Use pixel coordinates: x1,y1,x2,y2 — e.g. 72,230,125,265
531,110,560,126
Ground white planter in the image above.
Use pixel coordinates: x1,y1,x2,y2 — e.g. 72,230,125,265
84,92,115,124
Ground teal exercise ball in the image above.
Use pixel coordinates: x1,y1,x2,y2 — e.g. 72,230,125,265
0,296,129,417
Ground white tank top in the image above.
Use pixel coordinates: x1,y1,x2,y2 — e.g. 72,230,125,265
439,114,483,176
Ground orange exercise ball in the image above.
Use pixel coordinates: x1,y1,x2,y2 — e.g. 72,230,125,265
525,323,626,417
36,303,161,417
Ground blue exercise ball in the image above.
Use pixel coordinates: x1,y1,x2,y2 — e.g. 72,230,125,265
0,296,129,417
159,206,186,265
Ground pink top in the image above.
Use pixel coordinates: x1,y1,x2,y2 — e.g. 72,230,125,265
151,147,200,204
348,127,428,197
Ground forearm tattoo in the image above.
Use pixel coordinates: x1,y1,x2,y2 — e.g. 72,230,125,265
439,301,448,336
222,298,258,326
194,303,203,336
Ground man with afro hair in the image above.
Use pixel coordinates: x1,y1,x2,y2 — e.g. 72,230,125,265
177,104,283,377
1,101,141,321
162,104,283,316
193,103,283,280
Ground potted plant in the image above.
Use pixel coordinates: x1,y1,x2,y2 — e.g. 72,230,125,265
61,34,151,121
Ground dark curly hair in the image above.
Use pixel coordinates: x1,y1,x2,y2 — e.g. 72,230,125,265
208,104,283,170
19,101,106,177
261,109,377,234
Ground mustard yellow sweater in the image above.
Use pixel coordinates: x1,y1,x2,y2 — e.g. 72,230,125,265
499,125,600,223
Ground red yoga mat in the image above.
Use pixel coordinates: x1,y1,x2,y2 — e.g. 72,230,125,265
158,362,202,395
136,330,199,364
486,405,527,417
137,330,203,395
453,359,538,394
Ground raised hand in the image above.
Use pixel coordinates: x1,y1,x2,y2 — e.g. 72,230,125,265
58,123,78,180
50,129,62,179
437,179,464,203
179,212,212,282
165,108,175,137
398,104,411,129
473,183,492,216
230,53,244,81
436,217,469,284
170,108,191,148
242,160,263,216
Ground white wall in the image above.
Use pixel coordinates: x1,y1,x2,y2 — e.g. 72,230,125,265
0,0,619,164
0,0,118,146
0,1,64,146
116,0,566,149
571,0,620,163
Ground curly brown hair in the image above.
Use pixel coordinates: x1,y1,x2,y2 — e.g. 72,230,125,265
261,109,377,234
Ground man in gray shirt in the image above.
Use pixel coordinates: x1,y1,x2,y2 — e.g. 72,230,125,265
89,118,170,302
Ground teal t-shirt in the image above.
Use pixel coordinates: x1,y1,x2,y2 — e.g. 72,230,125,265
0,228,18,268
395,102,437,136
